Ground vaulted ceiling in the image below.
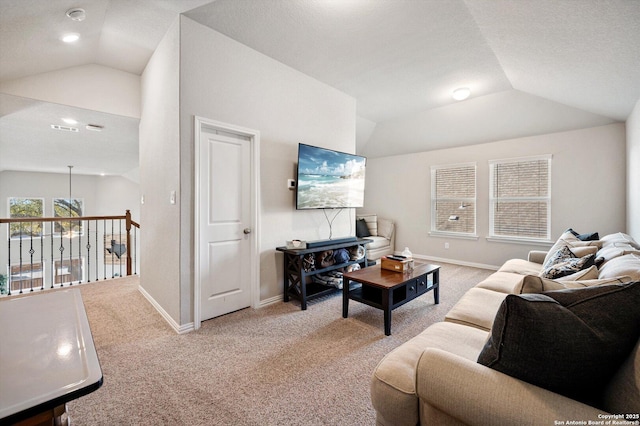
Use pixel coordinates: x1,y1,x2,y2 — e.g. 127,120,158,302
1,0,639,174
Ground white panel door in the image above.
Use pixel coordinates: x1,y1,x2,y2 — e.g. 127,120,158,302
199,129,252,321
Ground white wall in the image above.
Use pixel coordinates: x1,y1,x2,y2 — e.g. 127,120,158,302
627,99,640,241
0,64,141,118
0,171,138,219
1,171,97,218
93,176,141,219
179,17,357,307
362,123,627,268
139,18,182,324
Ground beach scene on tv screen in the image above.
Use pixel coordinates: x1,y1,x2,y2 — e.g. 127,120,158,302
297,145,366,209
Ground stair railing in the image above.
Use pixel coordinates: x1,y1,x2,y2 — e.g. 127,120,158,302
0,210,139,296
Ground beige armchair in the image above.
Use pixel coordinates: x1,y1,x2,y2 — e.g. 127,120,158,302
356,214,395,261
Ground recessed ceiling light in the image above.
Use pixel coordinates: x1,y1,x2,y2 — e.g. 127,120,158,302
62,118,78,125
452,87,471,101
62,33,80,43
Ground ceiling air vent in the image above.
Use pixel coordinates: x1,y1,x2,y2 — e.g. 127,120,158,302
51,124,79,132
66,8,86,21
86,124,104,131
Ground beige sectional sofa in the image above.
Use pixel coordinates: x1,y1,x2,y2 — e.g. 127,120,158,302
371,231,640,426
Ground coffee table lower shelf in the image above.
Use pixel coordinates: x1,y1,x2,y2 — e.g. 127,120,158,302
342,263,440,336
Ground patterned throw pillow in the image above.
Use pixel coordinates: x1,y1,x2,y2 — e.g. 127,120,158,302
541,246,595,279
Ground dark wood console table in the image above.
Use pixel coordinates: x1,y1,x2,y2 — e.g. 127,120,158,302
342,262,440,335
276,238,372,310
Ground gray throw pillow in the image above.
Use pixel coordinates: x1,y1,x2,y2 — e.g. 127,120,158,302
477,282,640,408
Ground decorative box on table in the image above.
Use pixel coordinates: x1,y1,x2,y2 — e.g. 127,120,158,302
381,256,414,273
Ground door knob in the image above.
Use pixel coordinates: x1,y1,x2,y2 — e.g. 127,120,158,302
243,228,252,234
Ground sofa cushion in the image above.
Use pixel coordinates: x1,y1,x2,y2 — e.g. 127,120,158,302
366,236,390,250
357,214,378,236
477,282,640,407
566,245,599,258
598,254,640,281
355,218,371,238
541,245,573,268
600,232,640,249
567,227,600,241
371,322,488,426
554,264,599,281
475,272,529,294
445,288,508,331
540,246,595,279
498,259,542,276
543,230,600,266
521,274,632,293
596,244,640,264
377,217,394,240
603,338,640,414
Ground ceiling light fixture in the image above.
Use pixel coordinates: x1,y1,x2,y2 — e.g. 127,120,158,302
62,33,80,43
452,87,471,101
62,118,78,125
66,8,86,21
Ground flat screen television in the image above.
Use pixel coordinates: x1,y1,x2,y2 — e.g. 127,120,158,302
296,143,366,209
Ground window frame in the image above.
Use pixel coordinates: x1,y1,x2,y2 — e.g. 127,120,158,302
488,155,552,243
52,197,85,237
8,197,45,240
430,162,477,239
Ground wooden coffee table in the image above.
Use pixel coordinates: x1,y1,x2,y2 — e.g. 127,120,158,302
342,262,440,335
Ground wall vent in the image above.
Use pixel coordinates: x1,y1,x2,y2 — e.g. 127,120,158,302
51,124,79,132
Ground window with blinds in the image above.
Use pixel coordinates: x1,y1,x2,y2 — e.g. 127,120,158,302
431,163,476,236
489,156,551,240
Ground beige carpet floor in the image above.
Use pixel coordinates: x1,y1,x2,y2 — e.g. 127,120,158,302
67,263,493,425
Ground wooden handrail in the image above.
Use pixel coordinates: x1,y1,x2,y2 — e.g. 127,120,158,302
0,214,139,225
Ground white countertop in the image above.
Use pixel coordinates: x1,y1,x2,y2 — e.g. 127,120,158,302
0,288,103,422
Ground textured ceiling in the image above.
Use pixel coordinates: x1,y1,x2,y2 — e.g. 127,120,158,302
1,0,639,174
466,0,640,122
0,0,212,80
185,0,513,123
185,0,640,124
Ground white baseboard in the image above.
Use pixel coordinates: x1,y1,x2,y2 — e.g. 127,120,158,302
411,254,500,271
258,294,282,308
137,285,194,334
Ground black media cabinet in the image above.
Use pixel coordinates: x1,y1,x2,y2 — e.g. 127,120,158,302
276,238,373,310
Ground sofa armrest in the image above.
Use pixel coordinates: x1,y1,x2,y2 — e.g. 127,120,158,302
527,250,547,264
416,348,606,425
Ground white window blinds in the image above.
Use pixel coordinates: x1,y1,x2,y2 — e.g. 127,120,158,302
489,156,551,240
431,163,476,235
